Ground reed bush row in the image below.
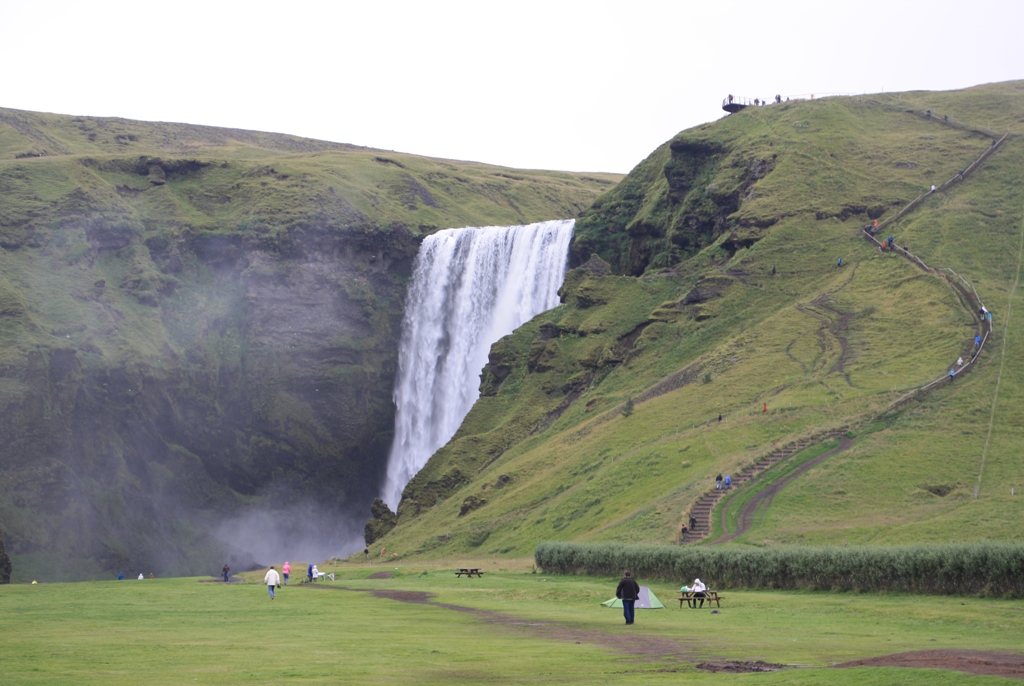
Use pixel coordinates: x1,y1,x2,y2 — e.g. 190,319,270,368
535,541,1024,596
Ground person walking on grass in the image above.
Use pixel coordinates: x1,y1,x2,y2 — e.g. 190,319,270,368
222,564,230,583
264,566,281,600
616,571,641,625
282,561,290,585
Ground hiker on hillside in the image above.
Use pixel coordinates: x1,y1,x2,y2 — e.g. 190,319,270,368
725,474,732,490
282,561,290,585
689,515,697,530
690,578,707,608
949,369,956,382
307,562,313,583
615,571,641,625
264,566,280,600
680,525,688,538
118,572,124,580
837,257,843,267
716,474,723,490
887,236,894,249
931,184,937,192
763,403,768,413
976,335,982,349
957,356,964,368
981,305,988,317
222,564,230,582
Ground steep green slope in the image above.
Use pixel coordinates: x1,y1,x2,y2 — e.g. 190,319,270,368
373,81,1024,559
0,108,618,580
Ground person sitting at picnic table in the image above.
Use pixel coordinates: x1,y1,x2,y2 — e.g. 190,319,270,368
691,578,707,608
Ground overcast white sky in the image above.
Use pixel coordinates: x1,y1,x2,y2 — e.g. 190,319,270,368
1,0,1021,173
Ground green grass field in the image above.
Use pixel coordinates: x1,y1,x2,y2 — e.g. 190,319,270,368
2,563,1023,684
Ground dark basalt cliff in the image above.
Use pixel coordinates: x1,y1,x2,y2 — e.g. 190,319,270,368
0,108,617,580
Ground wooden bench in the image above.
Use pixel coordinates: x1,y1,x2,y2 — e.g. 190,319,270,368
455,568,484,578
676,591,723,608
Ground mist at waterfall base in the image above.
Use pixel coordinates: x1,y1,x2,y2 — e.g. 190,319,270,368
212,501,367,568
381,220,575,509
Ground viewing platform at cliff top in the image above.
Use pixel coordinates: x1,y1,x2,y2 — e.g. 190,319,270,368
723,93,856,113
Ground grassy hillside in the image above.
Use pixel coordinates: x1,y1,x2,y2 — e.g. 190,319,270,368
373,81,1024,559
0,107,619,581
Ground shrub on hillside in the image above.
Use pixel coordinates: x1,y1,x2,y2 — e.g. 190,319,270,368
535,541,1024,597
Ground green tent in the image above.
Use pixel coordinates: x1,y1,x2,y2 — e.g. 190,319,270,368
601,586,665,609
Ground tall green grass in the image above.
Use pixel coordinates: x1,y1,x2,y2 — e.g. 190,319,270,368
536,541,1024,596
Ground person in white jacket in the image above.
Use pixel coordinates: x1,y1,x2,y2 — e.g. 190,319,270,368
691,578,707,608
264,566,281,600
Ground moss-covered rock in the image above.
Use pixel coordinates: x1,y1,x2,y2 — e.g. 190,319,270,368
0,528,11,584
364,498,398,545
570,134,774,276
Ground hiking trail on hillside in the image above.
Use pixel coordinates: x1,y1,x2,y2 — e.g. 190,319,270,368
681,124,1009,545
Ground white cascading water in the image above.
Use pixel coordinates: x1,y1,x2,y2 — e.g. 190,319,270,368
380,219,575,509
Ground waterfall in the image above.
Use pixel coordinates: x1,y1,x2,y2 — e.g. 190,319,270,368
380,219,575,509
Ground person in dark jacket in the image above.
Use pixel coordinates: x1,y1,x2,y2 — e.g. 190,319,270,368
616,571,641,625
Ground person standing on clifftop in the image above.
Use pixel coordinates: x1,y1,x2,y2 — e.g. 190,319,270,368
282,561,291,585
615,571,640,625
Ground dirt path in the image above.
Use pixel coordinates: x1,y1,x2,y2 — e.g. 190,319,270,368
836,650,1024,679
305,585,702,663
307,586,1024,678
710,435,855,545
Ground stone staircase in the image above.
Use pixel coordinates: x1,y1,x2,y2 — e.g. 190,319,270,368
681,431,845,544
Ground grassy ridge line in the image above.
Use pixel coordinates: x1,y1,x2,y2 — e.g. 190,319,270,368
535,541,1024,596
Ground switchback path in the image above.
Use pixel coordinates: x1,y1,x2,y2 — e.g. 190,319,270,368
681,126,1010,545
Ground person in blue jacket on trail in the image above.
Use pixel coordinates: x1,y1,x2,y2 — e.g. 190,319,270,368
307,562,313,583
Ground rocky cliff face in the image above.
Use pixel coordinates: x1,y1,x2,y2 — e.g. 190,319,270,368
0,217,418,578
0,108,617,579
570,136,774,276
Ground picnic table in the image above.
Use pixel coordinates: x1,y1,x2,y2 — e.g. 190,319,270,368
676,590,723,608
455,568,484,578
